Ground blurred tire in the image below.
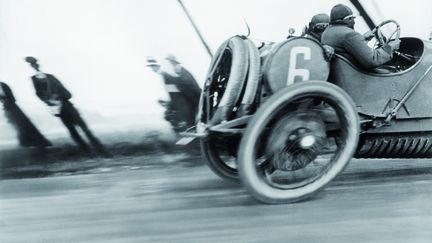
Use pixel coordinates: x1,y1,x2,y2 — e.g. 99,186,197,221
238,81,360,203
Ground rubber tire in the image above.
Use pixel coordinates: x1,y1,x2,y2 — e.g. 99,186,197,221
200,138,238,181
208,36,249,124
198,37,252,181
195,39,229,124
238,81,360,204
238,38,261,116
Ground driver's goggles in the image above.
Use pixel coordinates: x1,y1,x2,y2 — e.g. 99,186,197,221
343,14,357,20
314,23,329,30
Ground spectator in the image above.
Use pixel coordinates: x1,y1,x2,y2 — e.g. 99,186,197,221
25,56,109,157
0,81,51,149
147,56,201,133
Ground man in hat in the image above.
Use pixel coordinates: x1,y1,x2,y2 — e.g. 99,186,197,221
25,56,109,156
165,54,201,109
304,13,330,42
321,3,400,70
147,56,200,133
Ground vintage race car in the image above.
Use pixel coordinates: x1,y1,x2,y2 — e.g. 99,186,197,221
189,20,432,204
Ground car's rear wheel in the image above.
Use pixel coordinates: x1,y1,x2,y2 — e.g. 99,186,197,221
238,81,360,203
201,134,240,180
199,36,251,180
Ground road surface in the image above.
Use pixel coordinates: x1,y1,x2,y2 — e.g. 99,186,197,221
1,153,432,242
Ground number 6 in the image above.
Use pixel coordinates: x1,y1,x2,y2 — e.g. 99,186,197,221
287,46,311,85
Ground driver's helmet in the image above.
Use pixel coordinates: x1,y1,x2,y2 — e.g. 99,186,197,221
330,4,355,23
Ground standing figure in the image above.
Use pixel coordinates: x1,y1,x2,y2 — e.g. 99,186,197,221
0,81,51,148
24,56,109,156
147,56,201,133
165,54,201,110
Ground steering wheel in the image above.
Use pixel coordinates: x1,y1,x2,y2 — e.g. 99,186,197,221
370,20,400,48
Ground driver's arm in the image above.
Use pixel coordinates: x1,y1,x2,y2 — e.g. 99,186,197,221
343,31,393,69
363,30,375,41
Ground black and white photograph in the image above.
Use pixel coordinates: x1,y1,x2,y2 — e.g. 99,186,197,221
1,0,432,242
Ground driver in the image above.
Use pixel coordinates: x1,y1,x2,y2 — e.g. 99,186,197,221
321,4,400,70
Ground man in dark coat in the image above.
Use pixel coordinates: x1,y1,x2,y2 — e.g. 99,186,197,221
147,56,201,133
0,81,51,148
25,56,109,156
321,4,400,69
165,55,201,111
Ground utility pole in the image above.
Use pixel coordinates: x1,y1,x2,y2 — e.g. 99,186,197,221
350,0,376,30
177,0,213,58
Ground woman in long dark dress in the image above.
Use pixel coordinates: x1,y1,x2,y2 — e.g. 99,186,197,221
0,82,51,148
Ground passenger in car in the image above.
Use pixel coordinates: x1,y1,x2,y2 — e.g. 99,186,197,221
321,4,400,69
304,13,330,42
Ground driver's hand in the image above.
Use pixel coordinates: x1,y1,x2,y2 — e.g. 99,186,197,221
388,39,401,52
363,30,375,41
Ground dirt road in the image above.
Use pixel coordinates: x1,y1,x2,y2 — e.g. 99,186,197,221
1,154,432,242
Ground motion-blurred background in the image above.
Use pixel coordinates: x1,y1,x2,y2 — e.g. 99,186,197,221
0,0,431,148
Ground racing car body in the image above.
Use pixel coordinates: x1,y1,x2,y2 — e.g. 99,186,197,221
332,37,432,121
190,22,432,204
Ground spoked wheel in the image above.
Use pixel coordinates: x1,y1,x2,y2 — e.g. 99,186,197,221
238,81,360,204
198,36,250,180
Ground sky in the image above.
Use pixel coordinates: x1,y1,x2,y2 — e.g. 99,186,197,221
0,0,431,144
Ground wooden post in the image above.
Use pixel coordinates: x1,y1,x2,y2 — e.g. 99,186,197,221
177,0,213,58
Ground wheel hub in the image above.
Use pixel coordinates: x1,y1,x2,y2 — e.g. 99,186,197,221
299,134,316,149
266,111,326,171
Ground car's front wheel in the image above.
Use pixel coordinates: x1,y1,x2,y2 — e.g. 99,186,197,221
238,81,360,204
